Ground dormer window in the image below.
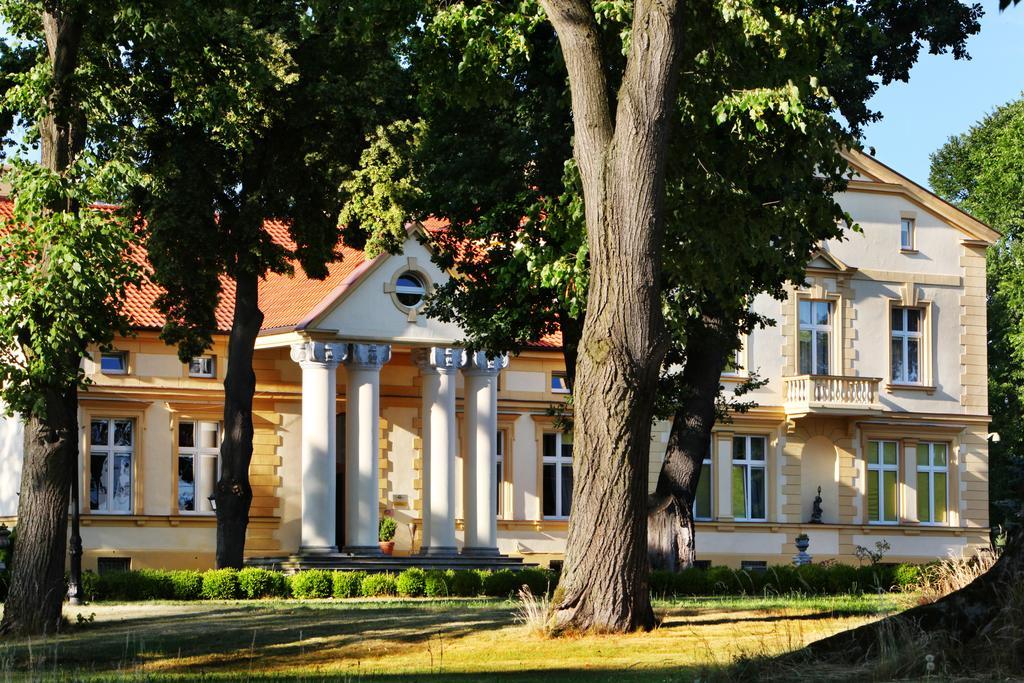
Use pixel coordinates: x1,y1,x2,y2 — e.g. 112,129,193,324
189,355,216,378
100,351,128,375
900,217,915,251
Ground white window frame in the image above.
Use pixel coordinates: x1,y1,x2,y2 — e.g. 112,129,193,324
394,271,427,308
694,454,713,521
732,435,767,522
901,217,916,251
89,418,134,514
551,371,570,394
188,355,216,378
495,429,505,519
542,432,573,519
798,300,832,376
100,351,129,375
917,442,949,526
177,420,222,514
867,439,900,525
891,307,923,385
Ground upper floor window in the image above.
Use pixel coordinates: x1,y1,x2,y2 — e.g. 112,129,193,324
395,271,427,307
867,440,899,524
100,351,128,375
798,300,831,375
694,454,713,521
551,371,570,394
189,355,216,378
731,435,767,521
723,346,744,376
891,308,922,384
900,217,916,251
542,432,573,519
917,442,948,525
90,418,134,513
178,420,221,513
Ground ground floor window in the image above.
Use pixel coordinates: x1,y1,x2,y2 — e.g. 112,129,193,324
496,429,506,519
867,440,899,523
542,432,572,519
694,455,712,520
916,442,949,524
178,420,221,513
731,435,767,521
90,418,134,513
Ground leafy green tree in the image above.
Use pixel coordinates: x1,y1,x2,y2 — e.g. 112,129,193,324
930,97,1024,530
122,0,416,567
0,0,140,635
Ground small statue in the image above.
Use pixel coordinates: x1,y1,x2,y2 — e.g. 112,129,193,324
810,485,824,524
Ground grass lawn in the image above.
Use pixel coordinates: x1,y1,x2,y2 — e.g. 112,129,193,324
0,594,910,681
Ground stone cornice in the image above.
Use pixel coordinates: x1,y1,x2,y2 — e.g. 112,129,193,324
412,346,465,375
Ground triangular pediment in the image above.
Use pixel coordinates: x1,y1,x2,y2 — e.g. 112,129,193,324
806,248,852,273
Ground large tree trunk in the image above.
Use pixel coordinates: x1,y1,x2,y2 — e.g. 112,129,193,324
800,527,1024,663
0,389,78,636
540,0,685,633
0,3,85,636
214,267,263,568
648,315,732,571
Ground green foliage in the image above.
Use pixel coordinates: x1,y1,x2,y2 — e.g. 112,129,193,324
449,570,483,597
481,569,520,598
167,570,203,601
289,570,332,599
360,572,398,598
424,569,453,598
893,563,923,591
200,569,240,600
332,571,365,599
378,517,398,543
517,568,554,597
395,568,426,597
237,567,287,599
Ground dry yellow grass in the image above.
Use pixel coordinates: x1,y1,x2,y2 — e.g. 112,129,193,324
0,596,906,681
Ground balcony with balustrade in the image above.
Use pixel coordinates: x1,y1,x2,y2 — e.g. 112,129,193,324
782,374,883,419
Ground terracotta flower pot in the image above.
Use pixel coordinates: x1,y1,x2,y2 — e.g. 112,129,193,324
379,541,395,556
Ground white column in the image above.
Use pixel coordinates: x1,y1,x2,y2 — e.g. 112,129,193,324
414,346,465,556
290,341,346,553
343,343,391,554
461,352,508,556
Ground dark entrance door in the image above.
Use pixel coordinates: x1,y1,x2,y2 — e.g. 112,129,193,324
335,412,345,549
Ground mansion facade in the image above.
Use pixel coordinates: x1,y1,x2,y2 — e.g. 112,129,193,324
0,151,997,570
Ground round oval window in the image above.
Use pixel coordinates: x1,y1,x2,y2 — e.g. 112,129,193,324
395,271,426,307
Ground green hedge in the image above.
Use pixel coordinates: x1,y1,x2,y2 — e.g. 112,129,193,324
41,561,924,604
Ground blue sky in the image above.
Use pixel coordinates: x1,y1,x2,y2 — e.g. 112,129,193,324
863,0,1024,189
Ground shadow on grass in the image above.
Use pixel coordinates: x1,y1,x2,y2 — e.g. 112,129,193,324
0,602,515,676
658,609,885,628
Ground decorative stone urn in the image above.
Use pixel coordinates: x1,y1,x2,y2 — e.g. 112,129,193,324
793,534,812,566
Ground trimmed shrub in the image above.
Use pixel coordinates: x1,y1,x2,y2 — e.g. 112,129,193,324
706,566,736,595
332,571,365,599
201,568,240,600
360,572,398,597
482,569,519,598
894,563,923,591
450,569,483,597
517,568,553,597
424,569,453,597
673,567,710,596
79,569,101,601
796,563,830,594
827,564,859,595
289,569,332,599
378,516,398,542
650,570,674,597
396,568,426,597
168,570,204,600
238,567,286,599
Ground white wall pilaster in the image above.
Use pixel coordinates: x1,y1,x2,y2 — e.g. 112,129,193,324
343,343,391,553
414,346,466,555
290,341,347,553
461,352,508,556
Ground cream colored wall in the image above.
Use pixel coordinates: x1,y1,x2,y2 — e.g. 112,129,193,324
0,410,23,517
275,400,302,554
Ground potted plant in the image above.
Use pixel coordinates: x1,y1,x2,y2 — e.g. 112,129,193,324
379,516,398,556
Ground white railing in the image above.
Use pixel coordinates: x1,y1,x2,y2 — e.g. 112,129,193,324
783,374,882,415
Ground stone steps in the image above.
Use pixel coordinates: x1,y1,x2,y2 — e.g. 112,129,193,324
245,552,533,574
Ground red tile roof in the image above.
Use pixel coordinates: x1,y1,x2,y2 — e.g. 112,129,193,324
0,198,562,350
